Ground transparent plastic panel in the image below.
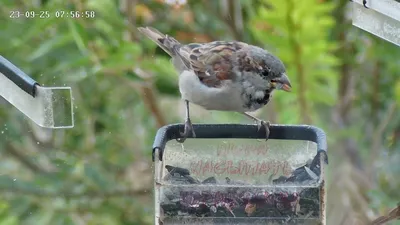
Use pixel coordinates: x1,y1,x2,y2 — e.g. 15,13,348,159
154,139,325,225
163,139,317,185
352,2,400,47
0,72,74,129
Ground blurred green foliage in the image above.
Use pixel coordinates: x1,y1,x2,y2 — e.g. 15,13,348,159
251,0,339,124
0,0,399,224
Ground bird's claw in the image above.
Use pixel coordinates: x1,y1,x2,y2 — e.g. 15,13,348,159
256,120,270,140
349,0,368,8
363,0,368,8
176,118,196,143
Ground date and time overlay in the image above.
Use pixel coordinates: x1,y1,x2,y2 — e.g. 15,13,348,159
9,10,96,19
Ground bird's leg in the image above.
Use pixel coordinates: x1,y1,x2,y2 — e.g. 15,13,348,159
176,100,196,143
349,0,368,8
363,0,368,8
242,112,270,140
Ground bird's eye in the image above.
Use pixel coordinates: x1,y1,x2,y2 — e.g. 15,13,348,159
261,67,271,77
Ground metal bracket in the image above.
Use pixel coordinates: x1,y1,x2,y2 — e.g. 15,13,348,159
0,55,74,129
352,0,400,47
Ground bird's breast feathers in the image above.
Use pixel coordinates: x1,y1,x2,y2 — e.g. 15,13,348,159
178,69,272,112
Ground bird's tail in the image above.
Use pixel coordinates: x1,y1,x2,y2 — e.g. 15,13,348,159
138,27,182,57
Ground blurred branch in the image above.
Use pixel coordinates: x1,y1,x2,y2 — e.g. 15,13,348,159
371,60,382,123
369,101,397,179
333,0,355,123
139,83,167,127
0,187,148,198
5,143,49,174
134,68,167,127
327,162,373,224
286,0,311,124
72,0,84,11
126,0,139,42
370,203,400,225
332,0,363,169
232,0,243,36
123,0,166,127
203,0,244,41
114,75,147,89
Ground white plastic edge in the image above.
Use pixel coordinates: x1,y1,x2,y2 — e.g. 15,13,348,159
352,2,400,47
0,72,74,129
352,0,400,22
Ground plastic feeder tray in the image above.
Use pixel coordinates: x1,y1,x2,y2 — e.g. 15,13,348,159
0,55,74,128
152,124,328,225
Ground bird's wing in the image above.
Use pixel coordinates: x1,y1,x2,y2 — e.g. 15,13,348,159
180,41,249,87
138,27,191,69
138,27,250,87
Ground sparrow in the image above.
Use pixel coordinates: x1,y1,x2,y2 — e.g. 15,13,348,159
138,26,291,142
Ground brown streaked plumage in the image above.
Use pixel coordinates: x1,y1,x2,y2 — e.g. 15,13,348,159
138,26,292,142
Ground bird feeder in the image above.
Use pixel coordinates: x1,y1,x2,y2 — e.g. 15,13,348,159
0,55,74,129
152,124,328,225
352,0,400,47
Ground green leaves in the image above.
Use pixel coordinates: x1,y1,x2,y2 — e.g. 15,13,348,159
28,34,74,61
250,0,340,123
395,81,400,102
67,20,90,55
0,201,19,225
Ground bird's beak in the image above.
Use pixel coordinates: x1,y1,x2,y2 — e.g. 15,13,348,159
276,73,292,92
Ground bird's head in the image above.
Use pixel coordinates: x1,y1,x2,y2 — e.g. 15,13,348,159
248,47,292,92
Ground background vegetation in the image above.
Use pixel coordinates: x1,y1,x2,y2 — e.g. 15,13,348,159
0,0,399,224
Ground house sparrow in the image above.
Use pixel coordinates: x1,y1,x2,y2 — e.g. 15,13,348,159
138,27,291,142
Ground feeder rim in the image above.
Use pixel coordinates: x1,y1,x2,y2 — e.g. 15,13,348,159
152,123,328,163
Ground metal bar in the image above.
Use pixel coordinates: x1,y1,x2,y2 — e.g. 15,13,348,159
352,2,400,47
0,55,38,97
0,56,74,129
352,0,400,21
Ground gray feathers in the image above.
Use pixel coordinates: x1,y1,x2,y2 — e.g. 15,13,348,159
137,26,290,112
